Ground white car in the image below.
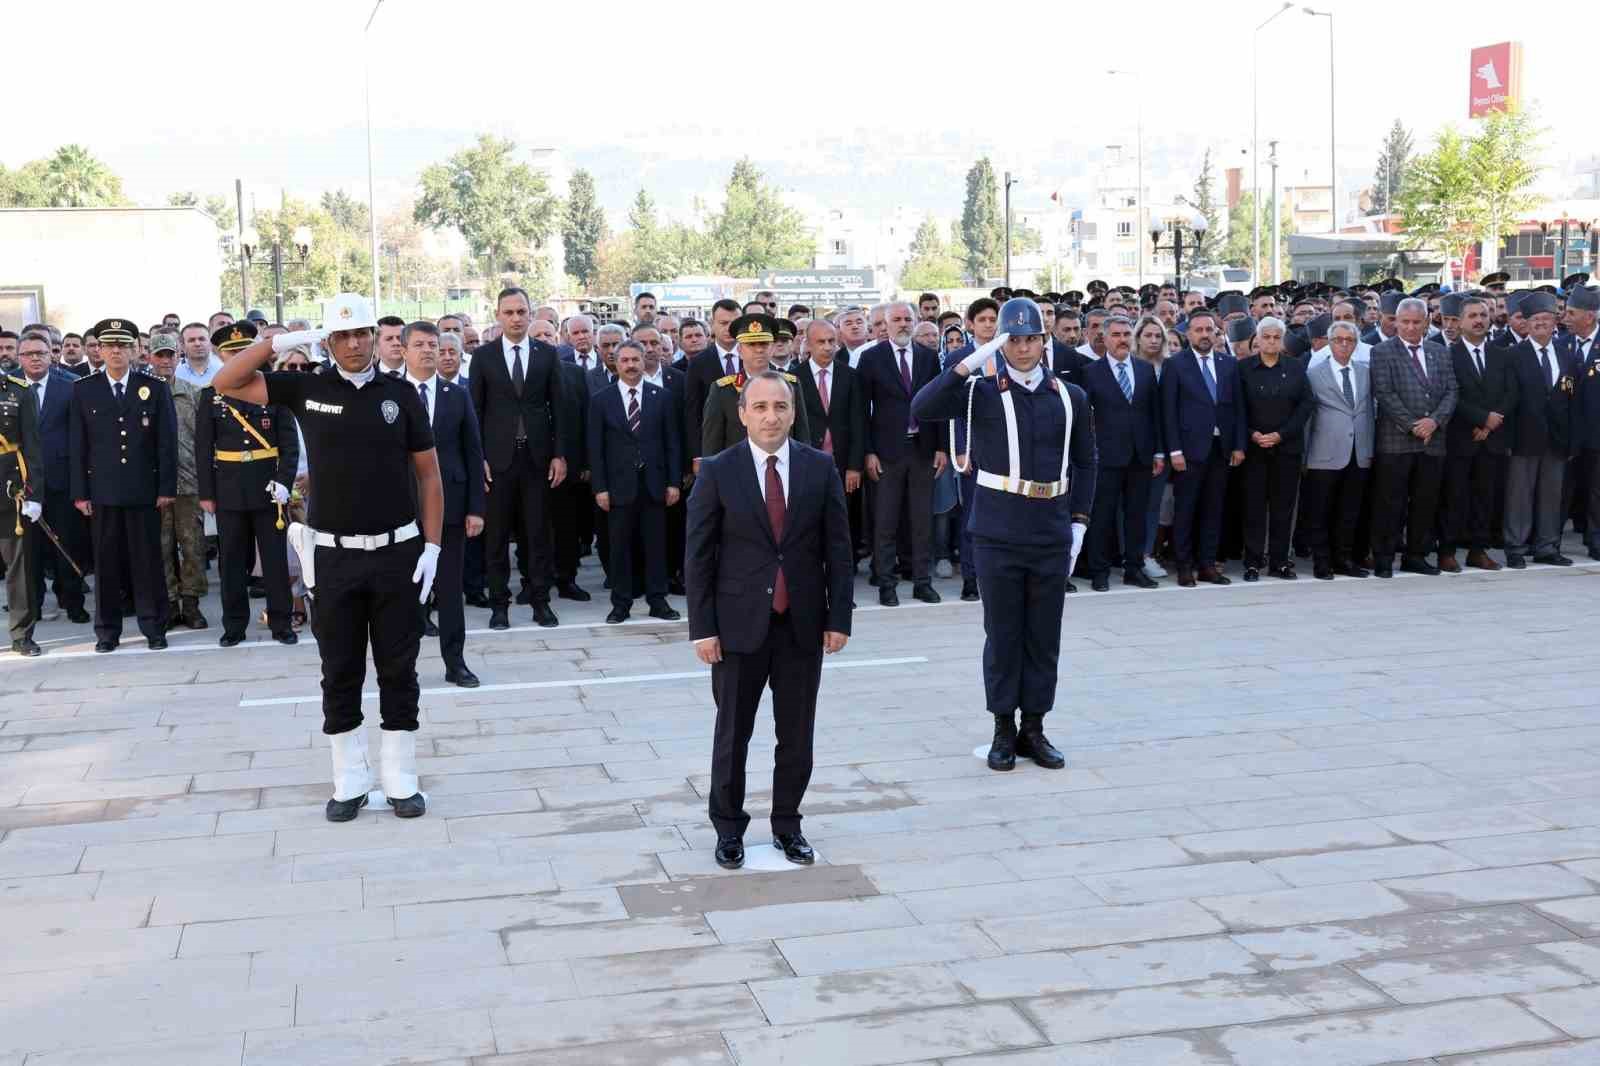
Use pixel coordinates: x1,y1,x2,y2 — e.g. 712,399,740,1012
1186,266,1253,297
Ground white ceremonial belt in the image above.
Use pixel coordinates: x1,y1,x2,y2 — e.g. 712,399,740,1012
309,521,420,551
975,471,1069,499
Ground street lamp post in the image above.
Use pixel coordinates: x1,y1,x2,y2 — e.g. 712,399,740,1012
1253,1,1293,282
1303,7,1336,233
241,226,314,325
1268,140,1282,284
1107,69,1144,289
364,0,385,311
1004,171,1020,288
1151,212,1210,294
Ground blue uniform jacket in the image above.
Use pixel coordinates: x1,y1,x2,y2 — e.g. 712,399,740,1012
911,367,1096,548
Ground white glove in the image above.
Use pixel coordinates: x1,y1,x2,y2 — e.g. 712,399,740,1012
20,501,40,522
412,542,441,604
961,332,1010,373
266,481,289,505
1069,521,1088,576
271,329,325,354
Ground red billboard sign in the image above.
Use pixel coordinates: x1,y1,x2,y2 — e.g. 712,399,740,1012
1469,42,1522,118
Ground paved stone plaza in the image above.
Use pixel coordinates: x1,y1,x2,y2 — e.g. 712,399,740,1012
2,541,1600,1066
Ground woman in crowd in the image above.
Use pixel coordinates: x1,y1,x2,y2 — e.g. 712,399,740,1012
1238,317,1313,581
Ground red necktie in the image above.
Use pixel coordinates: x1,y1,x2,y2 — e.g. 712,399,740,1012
817,368,832,454
766,455,788,614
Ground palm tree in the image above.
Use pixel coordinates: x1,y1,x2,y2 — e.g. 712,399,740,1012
42,144,123,207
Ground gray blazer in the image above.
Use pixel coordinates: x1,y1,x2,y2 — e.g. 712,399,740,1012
1304,357,1375,470
1370,337,1456,456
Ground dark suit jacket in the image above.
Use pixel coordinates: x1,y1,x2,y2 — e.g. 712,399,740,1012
857,340,943,463
29,367,76,493
790,359,866,473
428,378,486,524
1370,337,1457,456
69,371,177,505
468,337,567,471
655,365,687,462
553,360,590,473
1447,338,1516,457
1080,356,1161,468
685,441,853,655
589,381,681,506
1237,354,1315,455
1506,339,1578,456
1160,348,1247,464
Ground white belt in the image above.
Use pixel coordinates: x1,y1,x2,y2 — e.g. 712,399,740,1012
308,521,420,551
975,471,1070,499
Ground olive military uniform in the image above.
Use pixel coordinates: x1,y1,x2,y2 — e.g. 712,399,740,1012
160,374,209,626
0,374,44,647
700,369,811,458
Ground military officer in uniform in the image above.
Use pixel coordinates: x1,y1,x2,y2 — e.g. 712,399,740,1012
197,322,301,646
911,298,1096,772
0,360,44,654
701,314,810,457
70,318,177,651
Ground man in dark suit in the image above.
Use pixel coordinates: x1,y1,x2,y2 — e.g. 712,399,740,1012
1503,292,1576,567
1160,310,1246,586
636,325,689,593
16,334,89,622
789,318,865,510
687,370,853,871
1441,294,1514,572
685,299,743,476
402,322,485,686
859,301,946,605
1566,285,1600,559
1082,315,1163,590
469,287,568,629
70,318,177,651
590,340,682,624
1369,298,1458,577
536,318,591,602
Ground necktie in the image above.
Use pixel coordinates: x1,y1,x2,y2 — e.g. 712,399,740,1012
1538,346,1552,386
725,352,736,375
765,454,788,613
511,344,527,438
388,369,401,379
578,354,588,372
1472,346,1484,377
899,348,919,433
114,381,124,403
1341,365,1355,407
1198,355,1217,401
627,387,640,434
29,382,40,412
817,368,832,454
417,381,429,419
1116,360,1133,402
1407,344,1427,381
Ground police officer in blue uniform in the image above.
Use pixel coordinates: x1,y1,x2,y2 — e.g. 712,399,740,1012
911,298,1096,772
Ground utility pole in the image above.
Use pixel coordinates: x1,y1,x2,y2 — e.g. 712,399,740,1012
235,178,250,310
1269,140,1282,285
1004,171,1014,288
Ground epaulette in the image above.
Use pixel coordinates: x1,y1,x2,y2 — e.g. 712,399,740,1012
714,374,738,387
780,371,798,383
5,375,25,388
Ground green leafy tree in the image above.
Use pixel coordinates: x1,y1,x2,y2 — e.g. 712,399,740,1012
1180,148,1224,268
40,144,125,207
1221,190,1292,278
1010,220,1043,256
1370,119,1413,215
1034,262,1074,292
1396,126,1479,262
703,159,812,275
414,134,559,283
899,217,963,291
168,191,237,233
220,197,377,312
960,157,1004,284
0,160,50,206
1467,107,1544,275
320,189,370,235
561,168,607,286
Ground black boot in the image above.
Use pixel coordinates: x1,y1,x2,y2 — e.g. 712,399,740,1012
987,712,1017,772
181,596,208,630
1018,713,1066,769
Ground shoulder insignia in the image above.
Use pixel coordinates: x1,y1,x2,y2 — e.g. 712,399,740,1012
5,375,25,388
780,372,798,382
715,375,737,387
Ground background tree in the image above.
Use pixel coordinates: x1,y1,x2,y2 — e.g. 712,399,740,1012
1370,119,1414,216
0,160,50,206
960,157,1004,284
562,168,607,287
899,217,963,291
702,159,812,276
1221,190,1292,279
220,196,376,311
1467,107,1544,275
1396,126,1479,263
168,191,237,234
1180,148,1223,268
40,144,126,207
414,134,559,285
1009,219,1044,257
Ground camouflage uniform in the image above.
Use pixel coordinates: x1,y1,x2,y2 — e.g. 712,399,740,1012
0,373,43,646
160,375,208,627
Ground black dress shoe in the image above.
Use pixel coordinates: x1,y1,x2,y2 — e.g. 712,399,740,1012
1400,556,1440,576
987,713,1017,772
878,585,899,607
1123,570,1159,589
146,636,167,650
445,664,481,688
647,598,680,621
515,583,533,606
219,632,246,647
387,793,426,818
773,832,814,865
912,583,941,604
488,607,511,630
1313,564,1334,580
1177,569,1196,588
960,579,980,601
668,578,687,596
67,608,91,624
1018,713,1066,769
715,835,745,869
605,607,629,624
422,617,439,637
1091,575,1110,592
272,631,298,645
11,637,40,657
1064,579,1077,594
1504,553,1527,569
1242,566,1260,582
1374,561,1394,578
1534,553,1574,566
464,591,490,608
94,639,118,653
530,603,558,628
558,582,592,601
325,793,369,822
1334,561,1369,578
1269,563,1296,581
1197,567,1231,585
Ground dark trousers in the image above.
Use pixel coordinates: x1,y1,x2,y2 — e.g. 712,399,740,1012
1088,464,1151,578
2,532,36,642
1242,446,1302,567
666,493,686,581
1504,450,1567,557
1300,455,1369,566
872,446,932,586
30,487,86,613
485,444,552,607
848,477,871,560
549,477,585,586
957,472,977,582
218,508,291,637
1442,450,1504,554
1372,451,1445,561
605,479,667,612
463,532,484,598
708,611,822,838
1585,450,1600,549
310,538,424,735
90,504,166,642
975,539,1068,715
427,522,466,668
1171,452,1229,570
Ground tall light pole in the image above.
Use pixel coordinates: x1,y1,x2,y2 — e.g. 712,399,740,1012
364,0,385,311
1004,171,1020,288
1268,139,1282,284
1253,1,1293,282
1304,7,1336,233
1107,69,1143,288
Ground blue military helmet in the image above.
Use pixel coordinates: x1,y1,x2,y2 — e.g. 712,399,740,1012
998,296,1045,336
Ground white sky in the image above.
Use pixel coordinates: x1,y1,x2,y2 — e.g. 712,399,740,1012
7,0,1593,218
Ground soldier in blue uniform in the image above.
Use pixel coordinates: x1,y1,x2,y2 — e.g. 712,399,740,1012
911,298,1096,772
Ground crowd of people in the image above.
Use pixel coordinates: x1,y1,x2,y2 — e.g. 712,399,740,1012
1,271,1596,665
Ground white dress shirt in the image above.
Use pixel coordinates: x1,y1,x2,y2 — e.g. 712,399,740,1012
1535,342,1559,387
1105,353,1136,397
501,334,533,377
24,369,48,409
1572,331,1598,364
642,367,665,389
846,343,872,369
104,366,132,392
749,437,790,503
405,371,438,426
617,377,645,411
1075,342,1102,362
714,344,739,374
1327,356,1360,406
571,347,597,374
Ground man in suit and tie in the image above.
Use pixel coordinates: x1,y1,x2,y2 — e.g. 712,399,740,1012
590,340,682,624
1503,291,1576,567
1082,315,1163,590
534,317,592,602
1301,322,1377,579
1441,295,1514,572
1160,310,1246,586
789,318,865,520
688,370,853,870
859,301,947,606
685,299,744,475
402,321,485,687
469,287,568,629
1370,297,1458,577
636,325,689,593
1565,285,1600,559
16,332,89,623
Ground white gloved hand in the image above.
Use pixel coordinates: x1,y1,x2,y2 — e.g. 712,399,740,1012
1069,521,1089,576
266,481,290,505
961,332,1010,373
412,542,441,604
271,329,325,354
20,501,41,522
